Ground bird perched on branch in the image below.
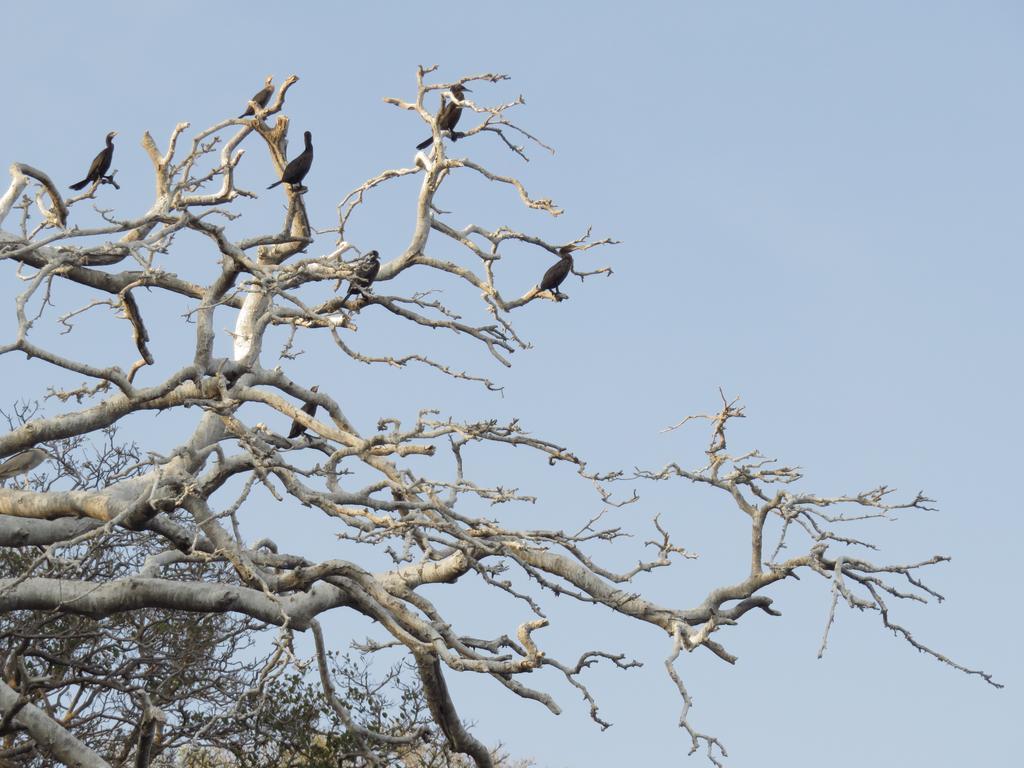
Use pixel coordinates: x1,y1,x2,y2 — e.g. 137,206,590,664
288,385,320,439
416,84,471,150
343,251,381,306
539,245,578,301
239,75,274,119
267,130,313,191
0,447,50,485
69,131,117,190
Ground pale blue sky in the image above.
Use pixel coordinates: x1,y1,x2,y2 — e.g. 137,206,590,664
1,1,1020,765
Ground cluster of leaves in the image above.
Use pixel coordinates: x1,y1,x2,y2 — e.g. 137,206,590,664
174,653,529,768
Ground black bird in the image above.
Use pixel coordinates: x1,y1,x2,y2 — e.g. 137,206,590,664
343,251,381,305
288,385,319,439
267,130,313,190
416,85,471,150
69,131,117,190
539,245,578,301
239,75,274,119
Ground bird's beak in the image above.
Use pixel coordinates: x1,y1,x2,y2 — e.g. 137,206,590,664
462,86,473,93
111,131,118,137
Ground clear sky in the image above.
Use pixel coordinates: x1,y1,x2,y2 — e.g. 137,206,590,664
0,1,1020,765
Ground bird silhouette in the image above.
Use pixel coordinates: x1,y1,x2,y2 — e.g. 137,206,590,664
416,85,471,150
343,251,381,306
538,245,578,301
69,132,116,191
267,131,313,190
288,385,320,439
239,75,274,119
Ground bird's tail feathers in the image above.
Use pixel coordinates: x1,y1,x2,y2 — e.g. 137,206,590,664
266,180,283,190
415,137,433,151
69,179,89,191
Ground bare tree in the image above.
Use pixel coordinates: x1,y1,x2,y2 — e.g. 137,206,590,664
0,66,997,767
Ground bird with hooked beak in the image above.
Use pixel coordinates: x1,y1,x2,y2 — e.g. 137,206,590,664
342,251,381,308
267,130,314,192
416,84,472,150
538,245,579,301
69,131,117,191
239,75,274,119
